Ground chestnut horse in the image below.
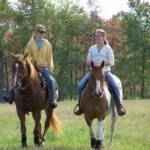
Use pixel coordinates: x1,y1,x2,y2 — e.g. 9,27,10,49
80,61,118,150
11,53,61,147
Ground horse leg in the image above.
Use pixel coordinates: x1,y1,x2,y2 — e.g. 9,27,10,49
39,123,42,140
41,109,53,143
32,110,41,146
85,117,96,149
95,120,105,150
109,103,117,146
101,120,105,148
16,108,27,147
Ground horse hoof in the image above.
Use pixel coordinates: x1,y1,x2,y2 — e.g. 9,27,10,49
35,143,41,147
41,141,45,146
42,137,46,142
22,143,27,147
101,141,105,148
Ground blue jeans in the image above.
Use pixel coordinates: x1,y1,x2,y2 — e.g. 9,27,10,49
105,71,120,99
42,68,55,99
77,71,120,100
77,72,91,97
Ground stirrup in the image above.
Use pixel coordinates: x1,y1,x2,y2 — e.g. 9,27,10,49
51,99,57,109
73,104,82,115
2,94,14,104
46,99,57,109
117,105,126,116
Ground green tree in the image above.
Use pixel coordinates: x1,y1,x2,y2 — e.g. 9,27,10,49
0,0,15,97
120,0,150,98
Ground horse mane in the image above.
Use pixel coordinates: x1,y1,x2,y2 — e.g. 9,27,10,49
25,57,37,80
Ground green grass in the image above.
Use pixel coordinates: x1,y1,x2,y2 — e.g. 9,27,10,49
0,100,150,150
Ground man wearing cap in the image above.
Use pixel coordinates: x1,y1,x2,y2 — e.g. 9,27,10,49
3,24,58,109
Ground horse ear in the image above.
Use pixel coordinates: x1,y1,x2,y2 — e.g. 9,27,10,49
91,61,94,68
10,52,17,59
101,60,105,68
23,52,28,60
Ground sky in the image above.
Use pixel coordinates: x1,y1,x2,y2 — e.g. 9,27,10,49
74,0,130,19
9,0,130,19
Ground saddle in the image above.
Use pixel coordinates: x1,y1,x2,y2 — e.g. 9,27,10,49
34,65,49,98
36,68,59,99
34,65,59,100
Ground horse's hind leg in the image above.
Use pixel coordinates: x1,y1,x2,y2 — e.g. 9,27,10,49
32,110,41,146
41,108,53,143
16,108,27,147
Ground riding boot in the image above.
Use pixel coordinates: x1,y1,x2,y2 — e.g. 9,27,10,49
73,97,83,115
113,96,126,116
50,98,57,108
2,89,15,104
47,96,57,109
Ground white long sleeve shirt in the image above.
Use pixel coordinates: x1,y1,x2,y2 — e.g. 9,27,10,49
87,44,115,72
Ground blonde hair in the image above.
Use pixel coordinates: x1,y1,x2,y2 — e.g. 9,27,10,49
95,29,108,45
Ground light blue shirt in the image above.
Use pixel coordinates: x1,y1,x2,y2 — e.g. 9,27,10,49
35,39,44,49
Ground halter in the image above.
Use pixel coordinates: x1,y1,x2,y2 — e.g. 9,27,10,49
91,61,105,99
12,62,29,90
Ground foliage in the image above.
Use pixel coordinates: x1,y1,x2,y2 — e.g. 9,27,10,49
119,0,150,98
0,0,150,99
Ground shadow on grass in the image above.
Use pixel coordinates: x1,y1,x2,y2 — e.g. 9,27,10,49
0,146,90,150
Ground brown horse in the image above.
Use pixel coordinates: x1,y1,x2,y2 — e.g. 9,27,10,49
80,61,118,150
11,53,62,147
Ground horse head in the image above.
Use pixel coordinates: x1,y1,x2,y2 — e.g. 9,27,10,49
11,52,34,88
90,60,105,98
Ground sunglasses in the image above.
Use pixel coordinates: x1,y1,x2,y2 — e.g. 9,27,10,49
38,31,46,34
95,34,102,37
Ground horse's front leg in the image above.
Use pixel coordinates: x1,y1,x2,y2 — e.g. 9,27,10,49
32,110,41,146
16,107,27,147
95,120,105,150
85,117,96,149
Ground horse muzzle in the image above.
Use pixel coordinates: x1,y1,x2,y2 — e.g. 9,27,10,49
93,90,104,99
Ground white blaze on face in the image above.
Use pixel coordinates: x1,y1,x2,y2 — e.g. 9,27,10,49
13,63,19,87
96,79,101,95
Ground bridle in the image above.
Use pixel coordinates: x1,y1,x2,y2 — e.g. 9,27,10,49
91,64,105,98
12,62,29,90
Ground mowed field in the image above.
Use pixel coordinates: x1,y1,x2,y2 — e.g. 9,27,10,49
0,100,150,150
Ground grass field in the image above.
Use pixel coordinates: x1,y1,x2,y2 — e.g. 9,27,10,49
0,100,150,150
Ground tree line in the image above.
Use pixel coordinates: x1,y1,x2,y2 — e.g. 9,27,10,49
0,0,150,100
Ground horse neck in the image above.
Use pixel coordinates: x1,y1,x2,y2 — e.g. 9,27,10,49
26,67,41,93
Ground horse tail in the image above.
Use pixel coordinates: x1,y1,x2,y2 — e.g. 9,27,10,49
50,112,62,135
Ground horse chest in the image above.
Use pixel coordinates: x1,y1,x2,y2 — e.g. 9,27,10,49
20,88,45,109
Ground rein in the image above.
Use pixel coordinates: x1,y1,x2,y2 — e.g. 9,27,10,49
21,82,29,91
